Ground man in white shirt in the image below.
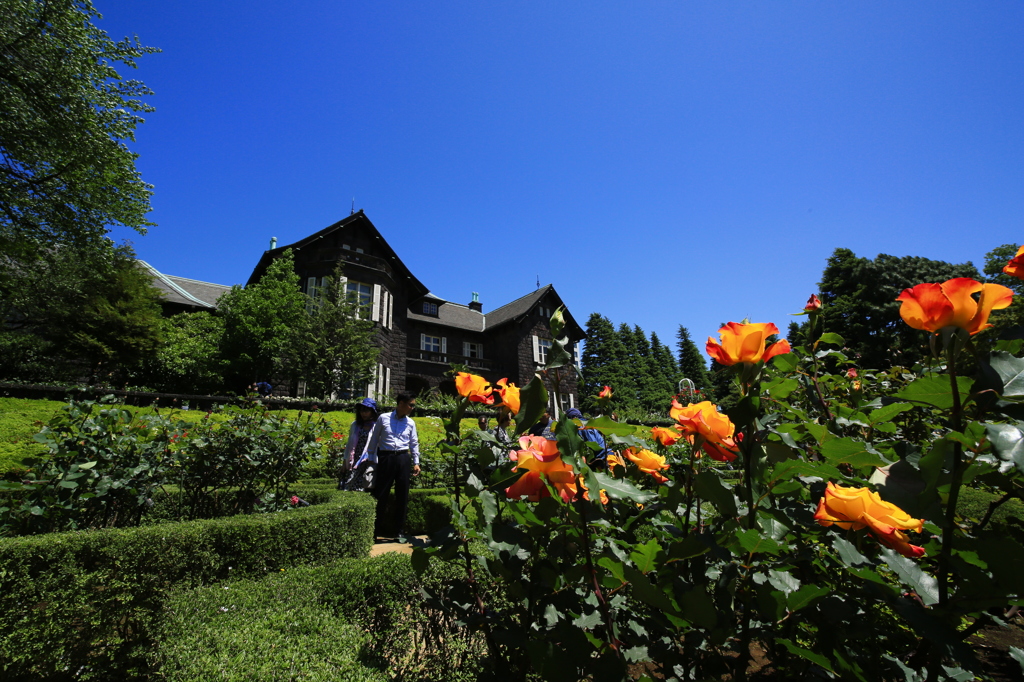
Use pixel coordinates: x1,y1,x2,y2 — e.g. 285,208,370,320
364,392,421,543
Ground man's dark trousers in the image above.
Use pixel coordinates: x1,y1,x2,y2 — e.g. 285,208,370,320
373,450,411,537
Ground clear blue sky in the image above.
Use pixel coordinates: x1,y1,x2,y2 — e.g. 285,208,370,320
100,1,1024,360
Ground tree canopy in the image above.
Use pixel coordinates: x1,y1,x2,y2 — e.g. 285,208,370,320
0,0,157,262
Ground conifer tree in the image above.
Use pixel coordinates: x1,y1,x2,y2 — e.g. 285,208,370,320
580,313,619,410
616,323,641,411
676,325,711,392
649,331,680,413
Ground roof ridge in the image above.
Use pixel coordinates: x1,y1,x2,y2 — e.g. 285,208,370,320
139,260,215,308
165,274,233,289
487,284,551,317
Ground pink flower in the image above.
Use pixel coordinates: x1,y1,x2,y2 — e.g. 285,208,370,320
290,495,299,506
846,368,858,379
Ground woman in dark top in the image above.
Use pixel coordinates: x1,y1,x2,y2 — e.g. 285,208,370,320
341,397,378,490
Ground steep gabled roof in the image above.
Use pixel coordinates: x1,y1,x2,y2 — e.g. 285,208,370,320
140,261,231,310
407,300,485,331
483,284,586,340
245,211,429,297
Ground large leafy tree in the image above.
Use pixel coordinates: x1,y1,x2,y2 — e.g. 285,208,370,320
811,248,980,369
132,311,226,394
219,250,307,391
287,262,379,399
0,0,157,262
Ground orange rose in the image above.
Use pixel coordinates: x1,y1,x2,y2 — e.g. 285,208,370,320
624,447,669,483
506,444,576,502
706,322,791,366
599,386,612,399
514,434,560,463
814,482,925,558
670,399,739,462
455,372,494,404
896,278,1012,335
494,378,520,414
1003,245,1024,280
650,426,681,447
804,294,822,312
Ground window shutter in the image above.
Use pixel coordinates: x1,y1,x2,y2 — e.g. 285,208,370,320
569,394,575,409
478,344,484,359
420,333,426,351
371,284,381,322
384,367,391,395
463,342,470,357
306,277,316,297
441,337,447,354
532,335,540,363
383,290,392,329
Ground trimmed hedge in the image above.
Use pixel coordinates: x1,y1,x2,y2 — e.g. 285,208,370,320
154,553,485,682
375,488,453,537
0,492,375,680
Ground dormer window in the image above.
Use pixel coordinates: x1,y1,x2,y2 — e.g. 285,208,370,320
423,302,438,316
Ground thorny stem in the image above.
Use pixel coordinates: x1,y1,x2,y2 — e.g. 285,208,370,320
939,352,965,609
577,479,622,657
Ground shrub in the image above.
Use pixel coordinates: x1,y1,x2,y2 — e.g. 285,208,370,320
374,488,452,537
0,492,374,679
154,553,485,682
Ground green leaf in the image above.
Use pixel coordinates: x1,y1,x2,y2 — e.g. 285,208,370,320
623,565,676,615
411,547,430,575
597,556,626,583
787,584,830,612
766,377,800,399
692,471,738,518
776,638,835,673
894,375,973,410
678,588,718,629
572,610,603,629
736,529,784,555
817,332,845,347
667,534,710,561
833,537,870,566
772,353,800,372
985,423,1024,476
1009,646,1024,673
593,472,655,503
820,437,889,468
867,402,914,426
768,569,801,594
514,375,549,436
770,458,843,483
880,548,939,605
989,351,1024,401
630,539,662,573
583,416,635,437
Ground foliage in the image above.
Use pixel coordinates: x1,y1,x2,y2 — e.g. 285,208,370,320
155,553,485,682
219,249,307,391
0,491,375,679
983,243,1024,339
676,324,711,393
0,397,344,533
804,247,980,369
287,260,379,399
130,311,227,394
412,292,1024,681
0,0,157,263
0,244,164,380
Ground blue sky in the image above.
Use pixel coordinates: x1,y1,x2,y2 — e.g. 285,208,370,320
100,1,1024,359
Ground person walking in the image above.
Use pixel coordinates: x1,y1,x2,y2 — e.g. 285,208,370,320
363,393,421,543
341,398,378,491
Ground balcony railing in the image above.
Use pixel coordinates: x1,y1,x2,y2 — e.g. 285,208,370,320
407,349,494,371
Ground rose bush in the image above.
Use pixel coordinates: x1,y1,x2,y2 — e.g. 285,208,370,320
411,269,1024,681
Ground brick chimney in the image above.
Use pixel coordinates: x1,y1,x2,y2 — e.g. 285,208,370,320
469,291,482,312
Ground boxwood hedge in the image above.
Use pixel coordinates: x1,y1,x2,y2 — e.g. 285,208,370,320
0,492,375,680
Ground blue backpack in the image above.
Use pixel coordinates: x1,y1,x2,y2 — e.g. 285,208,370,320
578,425,610,466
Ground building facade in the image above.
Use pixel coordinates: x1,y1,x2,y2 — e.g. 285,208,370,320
246,211,586,414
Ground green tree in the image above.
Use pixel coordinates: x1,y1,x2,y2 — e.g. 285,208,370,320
811,248,980,369
219,250,307,391
580,313,628,413
649,331,680,412
615,323,641,412
982,243,1024,338
676,325,711,393
0,243,163,381
132,311,226,394
0,0,158,262
288,262,379,399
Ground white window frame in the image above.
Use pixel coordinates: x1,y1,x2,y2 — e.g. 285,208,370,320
536,337,552,365
346,280,372,318
463,342,483,359
421,334,443,353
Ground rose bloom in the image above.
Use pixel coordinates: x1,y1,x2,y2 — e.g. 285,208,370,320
506,444,576,502
606,452,626,472
896,278,1012,335
846,368,858,379
624,447,669,483
650,426,682,447
805,294,822,312
670,399,739,462
814,482,925,558
1003,245,1024,280
455,372,494,404
514,434,561,462
706,322,791,366
495,378,520,414
599,386,613,399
